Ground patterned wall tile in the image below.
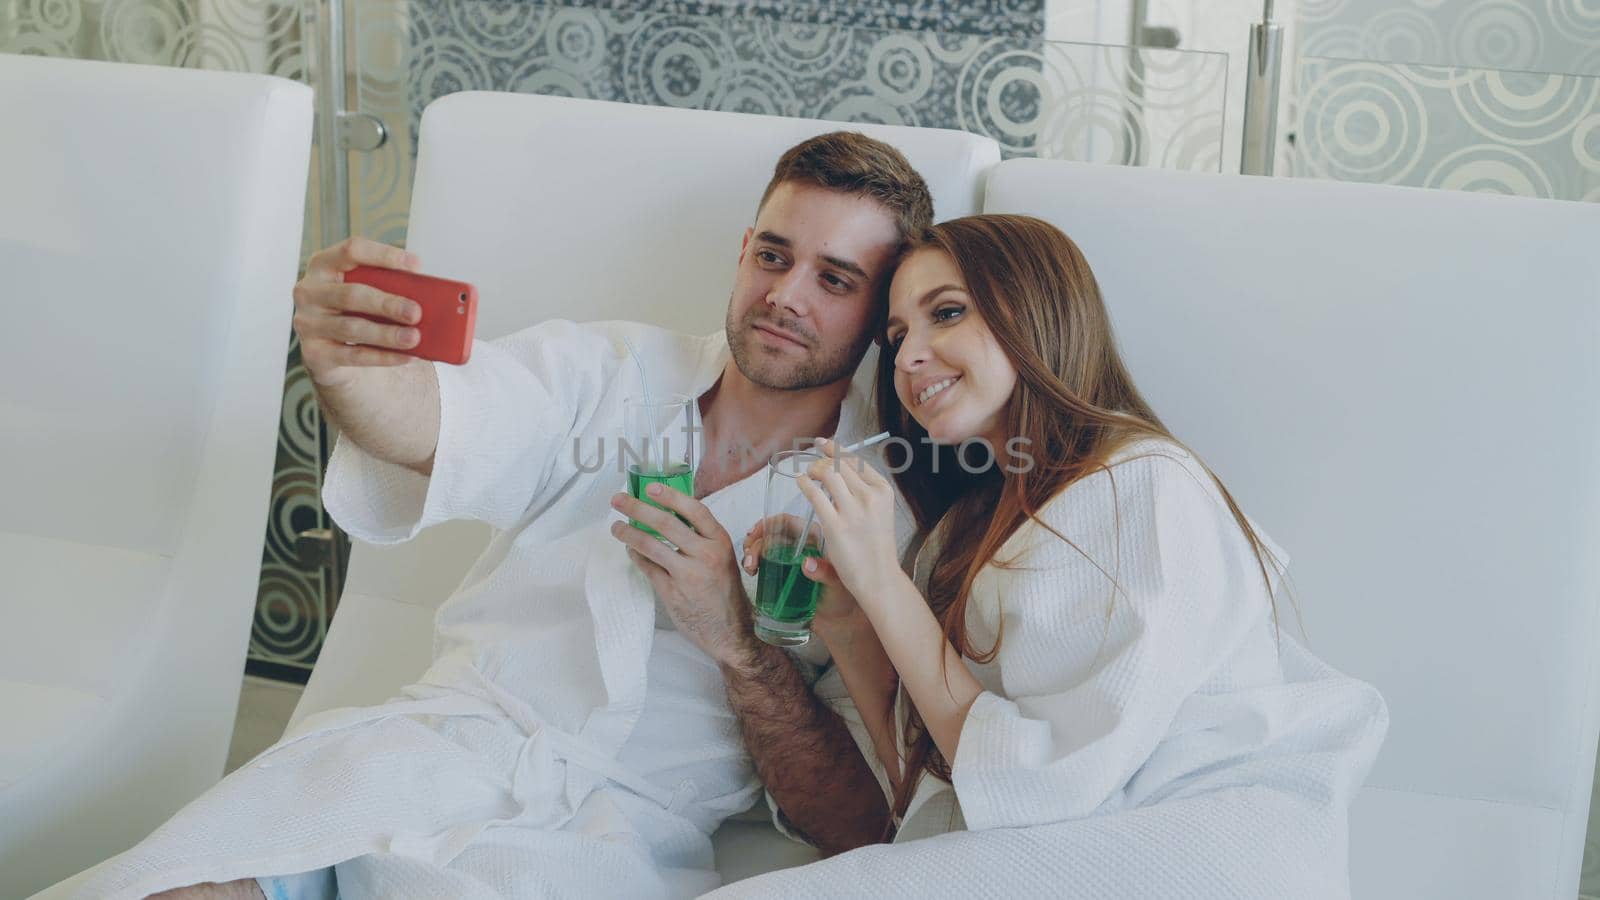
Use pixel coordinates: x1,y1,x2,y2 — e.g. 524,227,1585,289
345,0,1227,251
1299,0,1600,77
543,0,1046,38
1290,57,1600,202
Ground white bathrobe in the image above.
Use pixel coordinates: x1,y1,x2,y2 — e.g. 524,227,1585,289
70,320,881,900
705,440,1389,899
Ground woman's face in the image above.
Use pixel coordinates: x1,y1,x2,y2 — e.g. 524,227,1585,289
885,248,1018,447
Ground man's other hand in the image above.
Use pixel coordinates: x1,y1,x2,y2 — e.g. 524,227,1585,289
609,487,757,669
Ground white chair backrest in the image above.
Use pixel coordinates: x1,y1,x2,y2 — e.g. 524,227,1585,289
982,157,1600,899
0,52,311,895
342,92,1000,607
0,54,308,559
409,92,1000,340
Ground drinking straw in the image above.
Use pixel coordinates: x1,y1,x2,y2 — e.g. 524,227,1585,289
773,431,891,614
622,335,654,469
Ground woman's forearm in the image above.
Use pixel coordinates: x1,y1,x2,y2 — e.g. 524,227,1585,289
814,609,903,788
859,571,983,766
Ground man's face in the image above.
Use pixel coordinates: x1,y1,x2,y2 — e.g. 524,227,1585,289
725,182,903,390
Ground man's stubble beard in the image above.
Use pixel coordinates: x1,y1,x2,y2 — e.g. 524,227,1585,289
724,297,871,391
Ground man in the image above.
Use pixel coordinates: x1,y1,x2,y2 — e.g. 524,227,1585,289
76,131,931,900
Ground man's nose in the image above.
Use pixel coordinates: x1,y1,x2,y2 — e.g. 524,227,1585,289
765,269,809,317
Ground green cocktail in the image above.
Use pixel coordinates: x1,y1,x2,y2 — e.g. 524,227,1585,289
622,391,696,541
754,541,824,645
627,462,695,539
753,448,829,647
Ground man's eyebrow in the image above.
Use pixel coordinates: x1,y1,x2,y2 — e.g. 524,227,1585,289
885,284,964,329
753,231,868,281
821,254,868,280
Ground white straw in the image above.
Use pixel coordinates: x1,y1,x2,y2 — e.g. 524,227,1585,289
843,431,891,453
622,335,654,468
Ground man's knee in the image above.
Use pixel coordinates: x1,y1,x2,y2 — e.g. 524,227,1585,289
146,878,265,900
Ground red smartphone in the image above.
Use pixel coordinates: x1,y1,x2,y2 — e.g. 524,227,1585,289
344,265,478,365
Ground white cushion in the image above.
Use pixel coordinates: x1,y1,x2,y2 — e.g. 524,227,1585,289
288,592,439,731
0,681,105,793
709,819,826,885
1350,787,1564,899
0,532,168,698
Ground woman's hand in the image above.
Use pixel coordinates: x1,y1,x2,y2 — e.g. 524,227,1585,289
793,438,903,605
741,514,862,628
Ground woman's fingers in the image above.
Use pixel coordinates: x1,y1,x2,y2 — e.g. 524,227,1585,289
806,453,861,517
817,465,859,517
794,474,839,533
834,451,873,494
813,438,886,497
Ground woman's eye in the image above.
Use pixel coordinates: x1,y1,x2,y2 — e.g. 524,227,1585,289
885,333,904,350
933,305,963,323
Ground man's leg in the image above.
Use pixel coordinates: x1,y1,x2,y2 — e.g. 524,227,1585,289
147,879,265,900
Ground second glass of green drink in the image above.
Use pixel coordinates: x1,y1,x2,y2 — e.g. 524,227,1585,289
623,392,696,540
753,449,827,646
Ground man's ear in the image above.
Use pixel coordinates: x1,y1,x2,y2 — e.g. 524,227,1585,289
738,227,752,263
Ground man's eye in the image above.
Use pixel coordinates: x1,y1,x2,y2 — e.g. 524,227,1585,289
823,274,849,290
757,250,784,265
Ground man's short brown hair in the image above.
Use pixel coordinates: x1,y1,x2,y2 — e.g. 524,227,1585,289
758,131,934,243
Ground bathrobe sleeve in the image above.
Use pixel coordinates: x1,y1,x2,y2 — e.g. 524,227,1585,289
950,450,1265,832
323,319,619,544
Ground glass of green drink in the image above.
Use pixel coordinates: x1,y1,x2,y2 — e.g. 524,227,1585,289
753,449,827,646
623,392,696,541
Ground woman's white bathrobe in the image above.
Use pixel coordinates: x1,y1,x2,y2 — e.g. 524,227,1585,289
70,320,879,900
707,440,1389,899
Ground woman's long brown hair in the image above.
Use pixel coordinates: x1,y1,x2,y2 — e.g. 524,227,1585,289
874,215,1287,835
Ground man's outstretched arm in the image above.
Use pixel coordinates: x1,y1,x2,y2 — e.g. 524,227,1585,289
295,237,440,476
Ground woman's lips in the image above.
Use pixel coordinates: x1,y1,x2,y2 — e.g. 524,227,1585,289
914,375,961,410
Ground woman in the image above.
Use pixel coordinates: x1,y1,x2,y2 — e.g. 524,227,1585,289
737,215,1387,897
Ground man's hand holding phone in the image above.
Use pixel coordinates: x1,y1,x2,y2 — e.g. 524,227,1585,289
290,236,473,475
293,237,428,388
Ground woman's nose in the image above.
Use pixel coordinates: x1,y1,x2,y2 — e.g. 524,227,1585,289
896,335,928,371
